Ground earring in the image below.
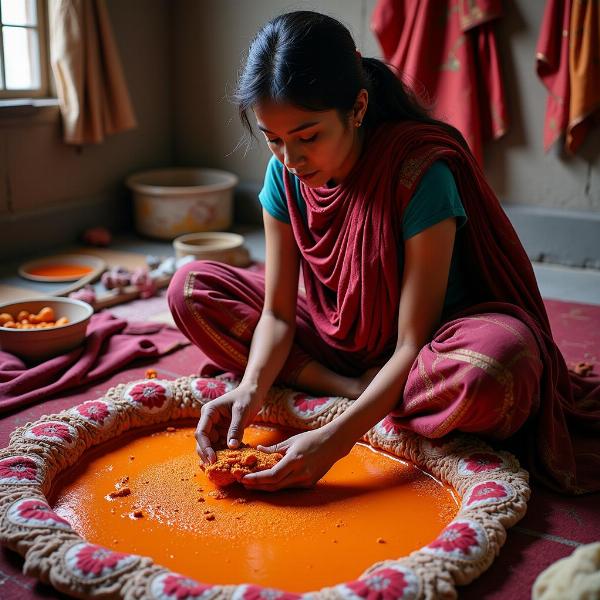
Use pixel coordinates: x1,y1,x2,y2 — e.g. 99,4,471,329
355,120,362,128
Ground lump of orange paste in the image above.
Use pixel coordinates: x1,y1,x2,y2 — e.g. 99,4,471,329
201,446,282,487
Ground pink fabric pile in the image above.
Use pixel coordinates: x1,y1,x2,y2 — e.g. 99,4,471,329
0,312,188,414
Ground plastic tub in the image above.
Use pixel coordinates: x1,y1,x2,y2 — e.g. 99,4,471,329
126,168,238,240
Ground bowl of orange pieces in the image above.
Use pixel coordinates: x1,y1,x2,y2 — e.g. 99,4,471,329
0,297,93,362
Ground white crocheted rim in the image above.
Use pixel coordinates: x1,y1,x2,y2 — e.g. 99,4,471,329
0,376,530,600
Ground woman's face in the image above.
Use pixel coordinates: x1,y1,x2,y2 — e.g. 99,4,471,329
253,97,365,187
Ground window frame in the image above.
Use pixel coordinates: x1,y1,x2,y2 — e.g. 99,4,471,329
0,0,51,99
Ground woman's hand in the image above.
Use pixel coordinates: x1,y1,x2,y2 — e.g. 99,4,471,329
241,425,353,491
195,383,263,464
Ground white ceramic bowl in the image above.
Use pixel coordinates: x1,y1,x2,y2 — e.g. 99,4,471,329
0,297,94,362
172,232,250,266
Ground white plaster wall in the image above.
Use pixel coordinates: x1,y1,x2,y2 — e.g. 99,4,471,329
172,0,599,212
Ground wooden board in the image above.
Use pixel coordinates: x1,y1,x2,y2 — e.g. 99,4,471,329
67,247,151,271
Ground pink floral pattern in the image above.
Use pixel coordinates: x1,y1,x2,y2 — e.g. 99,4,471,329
290,394,333,417
0,456,39,483
7,499,71,529
235,585,299,600
378,416,403,437
74,401,111,425
460,452,504,474
127,381,169,410
428,521,481,556
344,569,410,599
466,481,509,506
69,543,135,578
27,422,74,444
194,379,228,400
151,573,218,599
159,574,213,599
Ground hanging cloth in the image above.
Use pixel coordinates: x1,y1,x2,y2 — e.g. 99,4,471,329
536,0,600,153
48,0,137,145
371,0,509,164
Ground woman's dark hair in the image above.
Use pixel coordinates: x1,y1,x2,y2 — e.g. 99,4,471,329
234,10,467,148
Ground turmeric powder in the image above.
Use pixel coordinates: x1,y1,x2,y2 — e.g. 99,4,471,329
201,445,283,487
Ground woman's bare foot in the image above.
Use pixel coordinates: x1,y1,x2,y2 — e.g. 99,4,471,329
354,366,380,396
294,361,381,400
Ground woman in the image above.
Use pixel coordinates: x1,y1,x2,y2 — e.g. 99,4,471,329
168,11,599,494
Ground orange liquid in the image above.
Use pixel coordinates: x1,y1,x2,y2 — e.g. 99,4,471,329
27,264,93,278
50,424,458,592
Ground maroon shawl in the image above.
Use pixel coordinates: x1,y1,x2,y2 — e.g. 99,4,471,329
283,121,600,494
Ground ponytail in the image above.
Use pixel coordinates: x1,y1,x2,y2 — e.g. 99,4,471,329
361,57,469,149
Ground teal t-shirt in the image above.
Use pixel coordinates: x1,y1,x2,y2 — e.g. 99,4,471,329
258,156,469,312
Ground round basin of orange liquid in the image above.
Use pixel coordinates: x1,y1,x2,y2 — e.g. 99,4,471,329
50,423,459,592
26,264,93,279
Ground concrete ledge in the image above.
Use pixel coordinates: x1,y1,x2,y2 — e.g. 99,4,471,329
504,204,600,269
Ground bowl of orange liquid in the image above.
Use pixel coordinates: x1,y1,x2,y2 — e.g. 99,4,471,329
0,297,94,362
18,254,106,283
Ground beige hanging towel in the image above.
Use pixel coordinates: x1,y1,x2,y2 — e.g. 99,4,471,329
49,0,137,145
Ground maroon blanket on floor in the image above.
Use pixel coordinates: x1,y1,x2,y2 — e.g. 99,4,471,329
0,312,188,414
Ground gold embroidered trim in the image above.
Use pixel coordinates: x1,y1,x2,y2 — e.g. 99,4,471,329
184,272,248,368
417,353,435,401
433,373,481,437
398,151,437,189
230,317,250,339
435,348,514,437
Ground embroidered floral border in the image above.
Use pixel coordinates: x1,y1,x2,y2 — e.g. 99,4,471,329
0,376,530,600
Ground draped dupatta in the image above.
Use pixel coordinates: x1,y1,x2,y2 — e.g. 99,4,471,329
284,129,404,363
283,121,600,494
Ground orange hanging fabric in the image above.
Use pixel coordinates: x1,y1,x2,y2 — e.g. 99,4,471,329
567,0,600,153
536,0,600,154
48,0,137,145
371,0,508,164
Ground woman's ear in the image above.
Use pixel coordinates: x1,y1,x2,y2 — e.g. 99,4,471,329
353,88,369,126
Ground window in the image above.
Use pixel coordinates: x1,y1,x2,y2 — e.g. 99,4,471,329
0,0,49,98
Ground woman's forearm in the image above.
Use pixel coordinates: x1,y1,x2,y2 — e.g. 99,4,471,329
329,344,419,445
240,311,295,399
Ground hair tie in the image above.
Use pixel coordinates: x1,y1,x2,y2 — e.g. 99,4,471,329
355,48,362,59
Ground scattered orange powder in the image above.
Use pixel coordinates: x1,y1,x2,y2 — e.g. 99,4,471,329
108,487,131,499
